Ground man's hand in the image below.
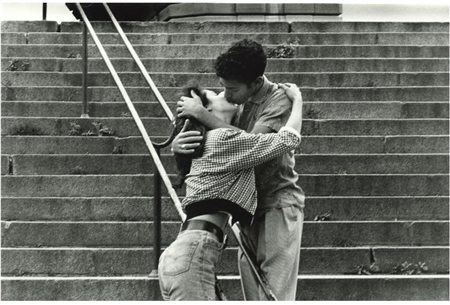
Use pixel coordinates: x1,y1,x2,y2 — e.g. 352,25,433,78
171,119,203,154
279,83,302,104
177,90,204,119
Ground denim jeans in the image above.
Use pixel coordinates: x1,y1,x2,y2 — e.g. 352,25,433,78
158,229,225,300
238,205,304,300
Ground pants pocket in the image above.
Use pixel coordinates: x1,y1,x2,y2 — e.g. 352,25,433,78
159,237,200,276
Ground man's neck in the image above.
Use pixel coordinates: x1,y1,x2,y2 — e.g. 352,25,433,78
248,76,267,103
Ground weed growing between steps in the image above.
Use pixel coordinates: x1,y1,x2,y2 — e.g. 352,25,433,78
266,45,295,58
112,145,123,154
68,121,115,136
354,261,430,275
305,107,321,120
168,75,178,87
314,212,332,221
10,124,44,135
196,66,210,73
6,59,30,71
67,52,81,59
392,261,429,275
68,122,82,136
356,263,381,275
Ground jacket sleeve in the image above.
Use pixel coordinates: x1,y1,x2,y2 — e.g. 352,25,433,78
204,127,301,172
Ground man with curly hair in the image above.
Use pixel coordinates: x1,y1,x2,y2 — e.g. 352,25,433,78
174,39,305,300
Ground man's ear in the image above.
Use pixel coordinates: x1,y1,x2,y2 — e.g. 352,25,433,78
251,76,264,90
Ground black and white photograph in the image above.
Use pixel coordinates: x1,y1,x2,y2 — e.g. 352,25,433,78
0,0,449,301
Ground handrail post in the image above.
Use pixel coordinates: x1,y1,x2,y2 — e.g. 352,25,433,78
42,3,47,21
153,147,162,272
81,21,89,118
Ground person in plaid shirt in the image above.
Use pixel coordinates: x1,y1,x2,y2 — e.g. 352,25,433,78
172,39,305,300
158,82,303,300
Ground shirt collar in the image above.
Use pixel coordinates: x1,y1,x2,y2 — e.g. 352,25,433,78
247,75,275,105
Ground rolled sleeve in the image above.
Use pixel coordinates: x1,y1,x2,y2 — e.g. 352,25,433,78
280,126,301,140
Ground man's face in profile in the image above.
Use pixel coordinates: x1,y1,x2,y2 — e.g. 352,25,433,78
219,77,257,105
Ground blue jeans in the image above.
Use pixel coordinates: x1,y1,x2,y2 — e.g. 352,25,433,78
238,205,304,300
158,229,225,300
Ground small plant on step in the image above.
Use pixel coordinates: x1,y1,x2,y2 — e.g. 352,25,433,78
355,263,380,275
92,121,115,136
305,108,321,120
112,145,123,154
81,130,97,137
286,37,302,45
67,52,80,59
10,124,44,136
6,59,30,71
392,261,429,275
196,66,210,73
168,74,178,87
68,122,82,136
314,212,332,221
266,45,295,59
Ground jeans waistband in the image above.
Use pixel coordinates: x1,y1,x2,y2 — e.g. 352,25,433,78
181,219,225,243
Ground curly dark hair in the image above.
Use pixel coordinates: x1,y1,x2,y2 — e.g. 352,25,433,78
214,39,267,85
172,80,209,188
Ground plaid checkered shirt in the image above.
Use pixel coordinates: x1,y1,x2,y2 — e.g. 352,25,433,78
182,126,301,221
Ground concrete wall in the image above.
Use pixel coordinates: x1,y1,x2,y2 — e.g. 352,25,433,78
0,2,449,22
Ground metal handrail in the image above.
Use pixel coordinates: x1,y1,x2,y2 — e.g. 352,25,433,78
75,3,186,222
102,3,174,122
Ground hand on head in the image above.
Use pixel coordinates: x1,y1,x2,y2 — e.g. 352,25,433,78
171,118,203,154
177,90,203,119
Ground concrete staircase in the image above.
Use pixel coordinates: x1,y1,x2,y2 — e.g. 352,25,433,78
1,20,449,300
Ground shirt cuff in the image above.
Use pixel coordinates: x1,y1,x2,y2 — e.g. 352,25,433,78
280,126,301,140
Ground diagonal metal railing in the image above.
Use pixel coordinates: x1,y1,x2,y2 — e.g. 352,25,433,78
75,3,277,299
75,2,185,219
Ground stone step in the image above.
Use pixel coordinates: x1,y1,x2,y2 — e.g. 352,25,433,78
4,154,448,175
2,175,448,197
3,32,448,45
3,44,448,59
2,117,448,137
1,246,448,276
0,21,59,33
3,86,448,102
3,71,448,87
3,58,448,73
57,21,450,33
2,101,448,119
1,220,448,247
291,22,449,33
1,196,448,222
2,275,448,300
2,21,448,34
3,135,448,155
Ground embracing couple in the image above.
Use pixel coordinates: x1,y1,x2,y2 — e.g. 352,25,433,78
157,39,305,301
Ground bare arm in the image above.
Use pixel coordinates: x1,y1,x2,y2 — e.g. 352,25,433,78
279,83,303,133
176,90,238,130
